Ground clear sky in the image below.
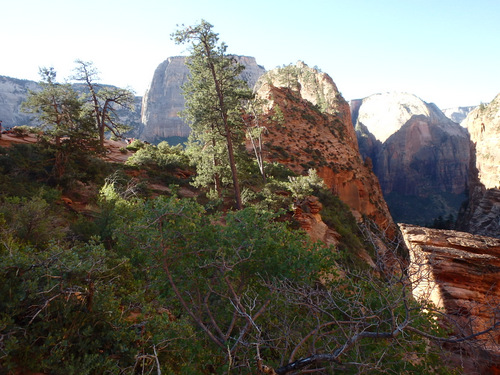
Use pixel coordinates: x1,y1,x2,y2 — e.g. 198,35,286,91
2,0,499,109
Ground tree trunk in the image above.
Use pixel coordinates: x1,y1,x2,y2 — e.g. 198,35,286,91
203,41,242,209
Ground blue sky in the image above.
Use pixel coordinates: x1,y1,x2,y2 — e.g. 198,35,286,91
2,0,499,109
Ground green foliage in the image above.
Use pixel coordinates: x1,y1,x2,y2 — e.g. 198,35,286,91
313,187,372,267
0,138,111,194
22,67,96,145
126,141,189,169
11,125,34,138
125,138,145,151
73,60,135,149
0,239,142,374
270,105,285,125
173,20,253,208
0,195,65,248
0,179,460,374
286,169,325,201
111,195,336,372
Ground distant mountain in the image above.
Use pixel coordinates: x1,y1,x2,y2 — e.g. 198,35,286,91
0,76,40,128
0,75,143,136
442,106,476,124
352,92,470,226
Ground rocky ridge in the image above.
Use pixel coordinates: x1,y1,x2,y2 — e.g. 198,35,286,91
255,62,398,239
458,94,500,238
0,76,40,127
141,55,266,143
400,224,500,373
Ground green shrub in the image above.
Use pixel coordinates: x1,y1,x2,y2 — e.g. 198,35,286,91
125,139,145,151
11,125,33,138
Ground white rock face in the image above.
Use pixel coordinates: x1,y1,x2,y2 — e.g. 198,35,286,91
0,76,40,127
355,92,431,142
462,94,500,190
141,56,266,143
442,106,476,125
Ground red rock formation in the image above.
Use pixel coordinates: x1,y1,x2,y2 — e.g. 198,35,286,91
254,63,397,239
400,224,500,373
294,196,341,247
352,92,470,226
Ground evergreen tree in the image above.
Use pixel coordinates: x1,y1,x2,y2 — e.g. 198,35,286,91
22,67,96,179
172,20,253,209
22,67,94,146
72,60,135,150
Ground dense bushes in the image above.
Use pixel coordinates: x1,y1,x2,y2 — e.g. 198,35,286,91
0,139,458,374
0,182,455,374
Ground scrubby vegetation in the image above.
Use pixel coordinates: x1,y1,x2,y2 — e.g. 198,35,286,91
0,20,473,375
0,140,461,374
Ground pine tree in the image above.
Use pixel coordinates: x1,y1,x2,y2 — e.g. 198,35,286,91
172,20,253,209
22,67,96,178
73,60,135,151
22,67,94,146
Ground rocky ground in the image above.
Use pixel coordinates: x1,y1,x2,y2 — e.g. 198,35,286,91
400,224,500,373
0,132,132,163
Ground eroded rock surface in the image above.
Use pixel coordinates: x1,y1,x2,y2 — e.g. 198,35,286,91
459,94,500,238
442,106,476,125
400,224,500,372
353,92,470,226
255,63,398,239
0,76,40,127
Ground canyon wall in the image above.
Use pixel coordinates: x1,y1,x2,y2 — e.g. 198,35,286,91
442,106,476,125
255,63,398,238
0,75,143,136
400,224,500,373
352,93,470,226
458,94,500,238
141,55,266,143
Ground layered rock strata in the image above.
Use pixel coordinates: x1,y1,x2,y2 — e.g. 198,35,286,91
0,75,142,136
400,224,500,373
458,94,500,238
352,92,470,225
255,62,398,239
141,55,266,143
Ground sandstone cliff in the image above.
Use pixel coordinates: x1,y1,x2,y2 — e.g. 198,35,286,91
141,55,266,143
400,224,500,373
353,92,470,226
255,63,398,239
458,94,500,238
